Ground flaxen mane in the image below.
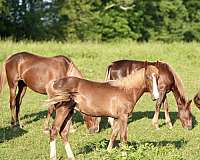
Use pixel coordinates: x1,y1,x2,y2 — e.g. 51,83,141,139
165,62,187,101
109,68,144,89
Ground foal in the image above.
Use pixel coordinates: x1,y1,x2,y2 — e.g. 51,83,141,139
45,64,160,160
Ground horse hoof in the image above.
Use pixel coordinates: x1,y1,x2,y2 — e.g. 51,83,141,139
11,123,20,129
121,151,127,157
155,127,160,131
152,123,159,130
43,128,50,135
166,122,173,129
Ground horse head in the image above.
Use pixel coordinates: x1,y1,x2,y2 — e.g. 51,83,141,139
177,99,192,130
144,63,160,101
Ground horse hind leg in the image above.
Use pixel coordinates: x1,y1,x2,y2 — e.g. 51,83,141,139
43,105,55,134
8,80,18,127
15,80,27,127
50,105,72,160
163,97,173,129
59,109,75,160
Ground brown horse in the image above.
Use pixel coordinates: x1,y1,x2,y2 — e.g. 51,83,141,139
0,52,99,133
194,90,200,109
105,60,192,130
45,64,160,159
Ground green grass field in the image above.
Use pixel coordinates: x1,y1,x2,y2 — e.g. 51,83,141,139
0,41,200,160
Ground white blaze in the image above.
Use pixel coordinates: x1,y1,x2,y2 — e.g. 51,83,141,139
50,140,56,160
152,73,159,99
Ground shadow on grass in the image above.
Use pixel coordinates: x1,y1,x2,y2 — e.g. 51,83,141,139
19,109,197,131
77,138,188,154
20,110,86,126
99,111,197,131
0,127,27,143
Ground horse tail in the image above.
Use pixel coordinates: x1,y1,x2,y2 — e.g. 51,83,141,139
0,60,7,94
105,64,112,81
45,91,77,107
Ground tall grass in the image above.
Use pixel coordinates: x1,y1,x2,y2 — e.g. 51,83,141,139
0,40,200,160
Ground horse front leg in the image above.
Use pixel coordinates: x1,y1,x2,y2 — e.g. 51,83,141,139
163,97,173,129
49,105,72,160
119,114,128,157
152,90,165,129
119,114,128,145
44,105,55,134
59,109,75,160
107,118,120,151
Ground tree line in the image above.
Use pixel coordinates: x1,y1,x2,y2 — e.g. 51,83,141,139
0,0,199,42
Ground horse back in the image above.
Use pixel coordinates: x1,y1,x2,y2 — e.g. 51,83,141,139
107,60,175,91
5,52,75,94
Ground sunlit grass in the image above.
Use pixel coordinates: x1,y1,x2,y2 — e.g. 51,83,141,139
0,40,200,159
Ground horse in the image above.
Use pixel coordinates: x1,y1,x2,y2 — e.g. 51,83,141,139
0,52,99,133
194,90,200,109
45,64,160,160
104,60,192,130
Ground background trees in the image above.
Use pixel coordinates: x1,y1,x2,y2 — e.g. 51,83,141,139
0,0,199,42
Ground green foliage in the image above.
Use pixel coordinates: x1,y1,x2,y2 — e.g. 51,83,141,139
0,0,200,42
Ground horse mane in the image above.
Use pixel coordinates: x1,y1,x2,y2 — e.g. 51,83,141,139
108,68,144,89
164,62,187,102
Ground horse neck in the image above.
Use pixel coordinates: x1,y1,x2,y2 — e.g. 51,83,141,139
116,69,146,104
68,64,83,78
169,65,187,108
173,87,187,108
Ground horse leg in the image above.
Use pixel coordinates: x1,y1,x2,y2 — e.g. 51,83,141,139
119,114,128,145
108,117,114,129
82,113,100,133
119,114,128,157
163,97,173,129
8,81,18,127
15,81,27,127
59,109,75,160
152,91,165,129
44,105,55,134
107,118,120,151
50,105,72,160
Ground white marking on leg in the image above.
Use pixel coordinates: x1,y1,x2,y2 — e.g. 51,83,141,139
65,142,75,160
50,140,56,160
152,73,159,99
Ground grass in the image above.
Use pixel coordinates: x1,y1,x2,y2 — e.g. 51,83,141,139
0,40,200,160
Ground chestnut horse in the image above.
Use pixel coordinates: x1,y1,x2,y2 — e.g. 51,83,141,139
105,60,192,130
0,52,99,133
45,64,160,160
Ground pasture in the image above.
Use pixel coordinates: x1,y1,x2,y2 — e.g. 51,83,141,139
0,40,200,160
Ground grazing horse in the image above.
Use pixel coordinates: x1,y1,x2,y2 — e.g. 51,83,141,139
45,64,160,160
105,60,192,130
194,90,200,109
0,52,99,133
